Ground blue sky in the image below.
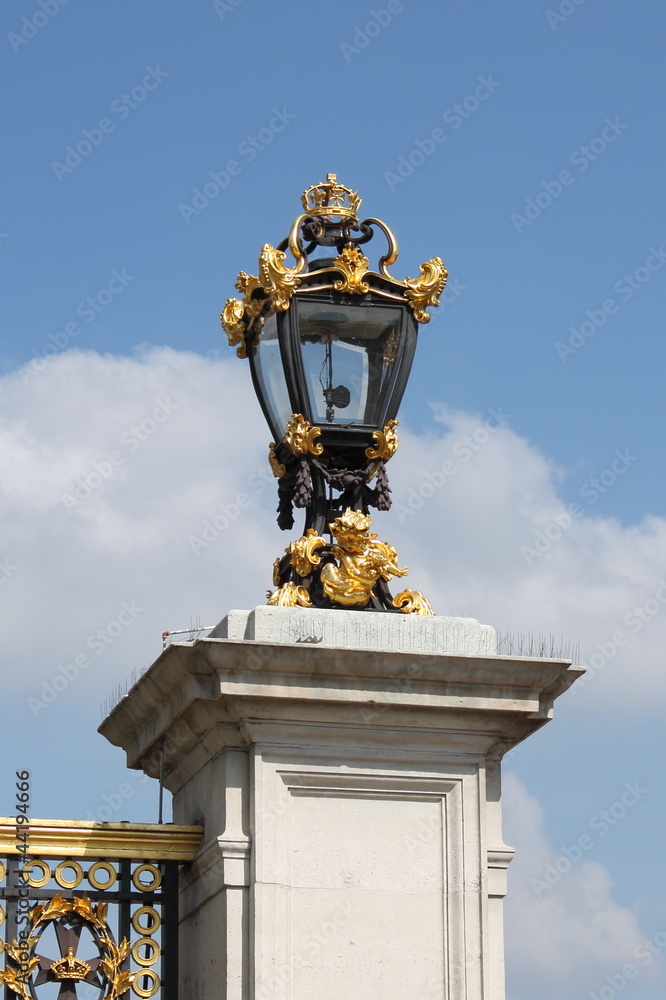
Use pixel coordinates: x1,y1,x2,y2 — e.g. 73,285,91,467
2,2,666,997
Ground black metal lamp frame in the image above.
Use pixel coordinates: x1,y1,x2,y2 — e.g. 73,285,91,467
221,175,447,611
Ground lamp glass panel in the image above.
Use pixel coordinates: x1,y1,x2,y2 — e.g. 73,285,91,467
252,312,292,437
295,300,404,426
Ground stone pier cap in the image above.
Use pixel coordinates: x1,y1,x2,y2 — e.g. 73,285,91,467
99,607,583,780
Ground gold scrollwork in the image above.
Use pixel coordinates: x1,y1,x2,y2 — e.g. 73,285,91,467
131,968,161,998
259,243,304,312
392,589,435,616
132,864,161,892
132,907,161,936
267,582,313,608
54,860,84,889
404,257,448,323
365,420,399,462
220,298,247,358
288,530,327,577
235,270,261,299
268,443,286,478
332,244,371,294
319,508,408,608
88,861,117,891
284,414,323,457
220,272,264,359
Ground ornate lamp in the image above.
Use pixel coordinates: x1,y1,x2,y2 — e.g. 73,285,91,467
221,174,447,614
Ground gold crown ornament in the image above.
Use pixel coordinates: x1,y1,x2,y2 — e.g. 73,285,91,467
301,173,362,221
50,948,92,982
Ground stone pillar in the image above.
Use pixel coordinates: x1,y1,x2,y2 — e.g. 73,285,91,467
99,607,581,1000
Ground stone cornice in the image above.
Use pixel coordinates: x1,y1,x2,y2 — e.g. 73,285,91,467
100,630,583,781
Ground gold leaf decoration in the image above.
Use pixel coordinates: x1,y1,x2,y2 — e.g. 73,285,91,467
220,298,247,358
365,420,399,462
235,271,260,297
284,414,323,457
0,963,37,1000
267,582,313,607
392,589,435,615
288,530,327,577
259,244,304,311
332,244,370,294
268,443,286,478
2,894,134,1000
404,257,448,323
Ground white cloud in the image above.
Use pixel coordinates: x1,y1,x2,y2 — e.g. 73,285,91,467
3,347,666,717
385,406,666,710
0,347,284,708
502,773,663,998
2,347,665,986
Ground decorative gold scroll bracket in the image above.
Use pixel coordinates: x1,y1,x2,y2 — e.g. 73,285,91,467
332,244,371,294
404,257,448,323
365,420,399,462
259,242,305,312
268,443,286,478
283,414,323,457
267,581,313,607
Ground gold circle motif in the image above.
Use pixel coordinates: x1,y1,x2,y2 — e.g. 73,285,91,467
0,937,4,955
0,904,5,926
22,859,50,887
132,907,161,935
55,861,84,889
0,861,6,882
132,969,160,998
88,861,117,890
131,937,159,967
132,864,161,891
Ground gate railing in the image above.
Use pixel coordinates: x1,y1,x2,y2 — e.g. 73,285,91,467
0,818,202,1000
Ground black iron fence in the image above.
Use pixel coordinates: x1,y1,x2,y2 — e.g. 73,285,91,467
0,820,201,1000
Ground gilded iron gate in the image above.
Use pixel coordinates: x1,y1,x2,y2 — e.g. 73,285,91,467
0,819,201,1000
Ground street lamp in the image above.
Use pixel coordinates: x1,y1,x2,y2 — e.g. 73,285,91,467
221,174,447,613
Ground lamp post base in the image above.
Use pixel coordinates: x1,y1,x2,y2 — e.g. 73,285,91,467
269,507,434,613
